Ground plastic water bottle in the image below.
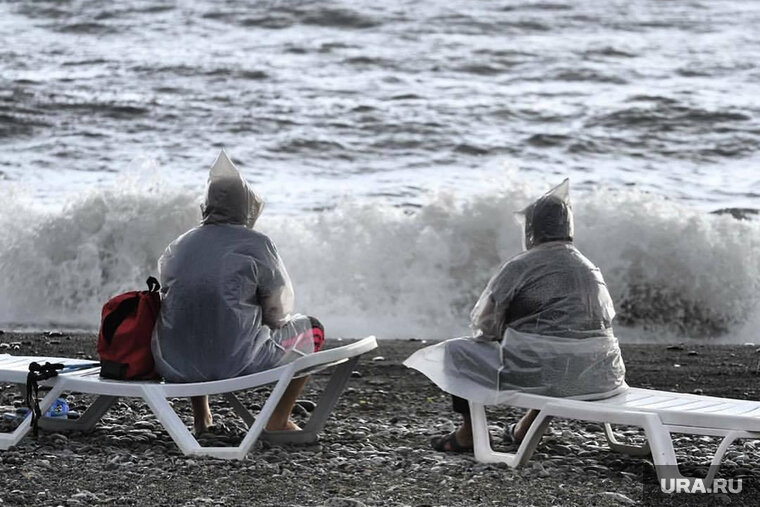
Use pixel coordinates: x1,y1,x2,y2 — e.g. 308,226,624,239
44,398,69,418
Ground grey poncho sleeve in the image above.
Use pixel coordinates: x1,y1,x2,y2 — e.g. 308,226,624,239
256,238,295,329
470,259,523,341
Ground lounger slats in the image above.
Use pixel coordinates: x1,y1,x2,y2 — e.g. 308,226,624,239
693,403,741,414
631,398,710,411
0,355,99,383
624,396,678,408
586,388,760,431
600,391,658,404
740,406,760,417
0,355,93,369
665,401,727,412
706,404,760,416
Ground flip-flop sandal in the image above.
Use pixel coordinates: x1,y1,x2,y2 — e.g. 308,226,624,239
431,431,473,453
503,423,517,444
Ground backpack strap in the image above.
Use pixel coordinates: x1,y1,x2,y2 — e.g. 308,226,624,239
25,361,65,436
101,297,139,345
146,276,160,293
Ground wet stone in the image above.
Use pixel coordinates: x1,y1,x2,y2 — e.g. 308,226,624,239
551,444,573,455
296,399,317,412
291,403,309,417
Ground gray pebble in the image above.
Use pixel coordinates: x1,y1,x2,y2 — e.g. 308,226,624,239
324,497,368,507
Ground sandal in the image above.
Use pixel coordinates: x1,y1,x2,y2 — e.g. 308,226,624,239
431,431,473,453
503,423,517,444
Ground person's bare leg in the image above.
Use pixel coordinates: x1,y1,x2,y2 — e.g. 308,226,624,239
513,409,540,443
433,415,474,451
434,395,474,450
455,414,474,446
191,395,213,435
453,409,540,448
265,376,308,431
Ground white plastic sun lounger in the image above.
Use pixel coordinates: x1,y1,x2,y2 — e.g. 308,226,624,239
0,336,377,459
469,387,760,483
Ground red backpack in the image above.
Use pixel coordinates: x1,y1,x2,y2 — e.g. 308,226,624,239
97,277,161,380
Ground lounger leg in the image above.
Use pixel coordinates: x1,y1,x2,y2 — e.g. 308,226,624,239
298,355,360,441
260,357,361,445
702,432,741,484
39,395,119,432
514,412,554,466
226,357,360,445
640,414,684,483
470,402,552,467
604,423,651,456
0,383,65,450
640,417,744,485
233,368,296,455
141,385,202,456
222,392,256,427
141,367,297,459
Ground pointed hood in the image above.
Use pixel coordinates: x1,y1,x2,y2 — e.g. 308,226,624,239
517,178,574,250
201,149,264,228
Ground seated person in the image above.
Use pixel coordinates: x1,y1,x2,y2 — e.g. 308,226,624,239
404,179,626,452
151,150,324,435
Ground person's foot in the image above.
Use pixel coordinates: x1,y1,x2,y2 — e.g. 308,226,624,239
265,418,301,432
193,412,213,436
431,428,473,453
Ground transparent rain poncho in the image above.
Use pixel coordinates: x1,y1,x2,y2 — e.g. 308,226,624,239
404,179,627,402
151,150,315,382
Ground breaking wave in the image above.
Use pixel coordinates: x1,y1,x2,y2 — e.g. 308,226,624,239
1,179,758,342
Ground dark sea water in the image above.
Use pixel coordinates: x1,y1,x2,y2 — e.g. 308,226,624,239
0,0,758,340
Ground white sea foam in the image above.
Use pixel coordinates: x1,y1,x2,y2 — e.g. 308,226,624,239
1,178,758,342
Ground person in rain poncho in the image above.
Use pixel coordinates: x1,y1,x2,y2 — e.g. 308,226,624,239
404,179,626,453
151,150,325,435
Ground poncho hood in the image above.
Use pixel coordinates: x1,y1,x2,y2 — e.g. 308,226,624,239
201,149,264,228
518,178,574,250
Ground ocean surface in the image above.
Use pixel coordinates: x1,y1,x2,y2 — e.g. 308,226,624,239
0,0,758,341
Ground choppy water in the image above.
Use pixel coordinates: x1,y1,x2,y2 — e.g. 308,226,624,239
1,0,759,340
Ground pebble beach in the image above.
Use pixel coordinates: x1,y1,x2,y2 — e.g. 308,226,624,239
1,333,760,506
